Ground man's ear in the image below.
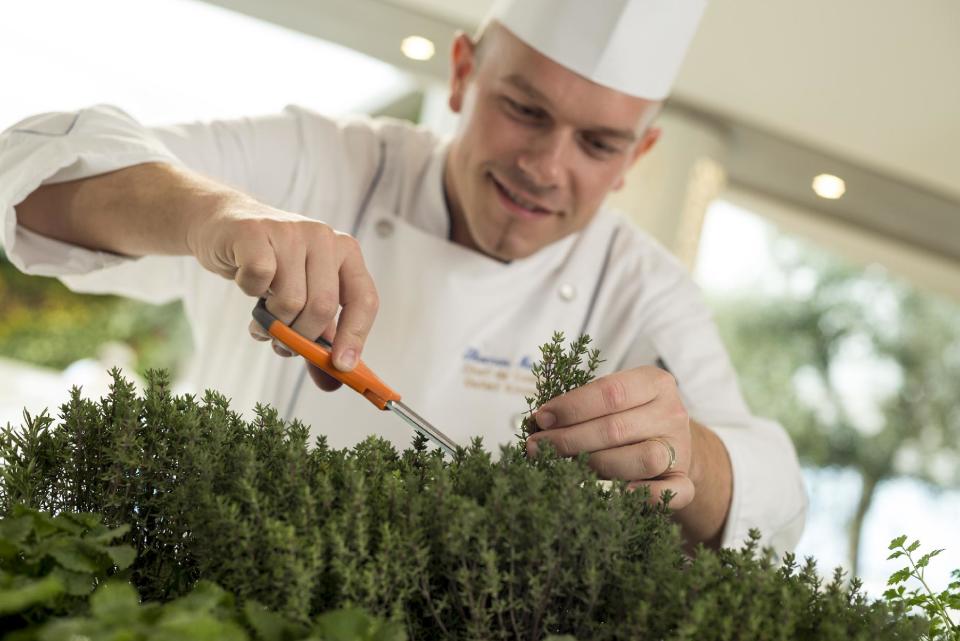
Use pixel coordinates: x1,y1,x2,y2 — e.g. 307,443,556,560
448,32,477,114
612,126,661,191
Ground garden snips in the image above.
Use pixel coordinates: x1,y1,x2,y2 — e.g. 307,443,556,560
252,298,459,458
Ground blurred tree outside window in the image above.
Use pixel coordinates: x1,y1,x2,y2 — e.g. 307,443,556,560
0,250,192,376
696,197,960,594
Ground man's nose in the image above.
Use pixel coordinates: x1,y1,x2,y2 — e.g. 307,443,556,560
516,131,568,190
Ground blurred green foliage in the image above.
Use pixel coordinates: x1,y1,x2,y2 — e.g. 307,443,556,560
710,231,960,574
0,251,190,375
0,505,406,641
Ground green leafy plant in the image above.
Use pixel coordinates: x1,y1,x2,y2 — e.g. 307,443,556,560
885,535,960,640
0,505,134,633
28,581,403,641
0,505,404,641
0,334,933,640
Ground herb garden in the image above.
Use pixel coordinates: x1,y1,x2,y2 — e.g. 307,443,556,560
0,335,956,640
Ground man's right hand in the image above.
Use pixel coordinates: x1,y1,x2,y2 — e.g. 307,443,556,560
186,197,380,377
15,162,375,388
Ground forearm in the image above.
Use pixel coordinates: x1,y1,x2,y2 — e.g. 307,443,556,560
14,161,248,258
673,419,732,550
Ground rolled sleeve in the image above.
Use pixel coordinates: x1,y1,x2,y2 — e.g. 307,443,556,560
0,105,181,277
621,233,808,557
712,417,808,556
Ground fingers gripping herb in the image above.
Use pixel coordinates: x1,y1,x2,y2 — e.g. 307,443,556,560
520,331,602,442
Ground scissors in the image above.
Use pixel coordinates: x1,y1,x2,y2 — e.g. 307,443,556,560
252,298,459,457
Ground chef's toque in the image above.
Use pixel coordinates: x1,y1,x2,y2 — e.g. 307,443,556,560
483,0,707,100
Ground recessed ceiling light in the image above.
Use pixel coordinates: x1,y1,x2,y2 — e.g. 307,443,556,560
401,35,435,61
812,173,846,200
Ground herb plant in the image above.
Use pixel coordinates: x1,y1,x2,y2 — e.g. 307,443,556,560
0,508,403,641
0,505,134,631
0,333,938,640
520,331,601,440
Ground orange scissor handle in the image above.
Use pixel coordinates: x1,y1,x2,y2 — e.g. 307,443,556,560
253,299,400,410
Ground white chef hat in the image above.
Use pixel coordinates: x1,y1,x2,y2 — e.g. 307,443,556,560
483,0,707,100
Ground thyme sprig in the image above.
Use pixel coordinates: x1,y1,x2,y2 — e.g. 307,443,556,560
519,331,602,442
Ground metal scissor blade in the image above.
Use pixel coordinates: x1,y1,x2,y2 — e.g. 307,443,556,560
387,400,459,458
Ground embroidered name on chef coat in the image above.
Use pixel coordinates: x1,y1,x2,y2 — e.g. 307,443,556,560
462,348,537,397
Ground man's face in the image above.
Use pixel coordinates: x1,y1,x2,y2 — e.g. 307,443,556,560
444,23,662,261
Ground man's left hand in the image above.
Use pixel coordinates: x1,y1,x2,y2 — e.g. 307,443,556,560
526,366,696,509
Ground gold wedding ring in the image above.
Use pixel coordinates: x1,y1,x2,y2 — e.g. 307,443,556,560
648,438,677,473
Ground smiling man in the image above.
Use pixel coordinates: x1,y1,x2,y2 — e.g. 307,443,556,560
445,25,663,261
1,0,806,553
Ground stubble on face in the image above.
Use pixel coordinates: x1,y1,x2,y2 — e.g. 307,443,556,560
492,217,516,256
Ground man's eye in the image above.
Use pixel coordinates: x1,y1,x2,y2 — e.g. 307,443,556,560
504,98,543,121
583,137,618,155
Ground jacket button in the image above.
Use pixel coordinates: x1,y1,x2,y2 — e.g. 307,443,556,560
375,219,394,238
558,283,576,301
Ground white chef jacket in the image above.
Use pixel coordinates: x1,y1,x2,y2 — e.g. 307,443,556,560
0,104,807,554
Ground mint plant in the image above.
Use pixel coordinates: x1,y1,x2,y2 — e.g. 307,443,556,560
885,535,960,640
0,506,134,633
0,515,404,641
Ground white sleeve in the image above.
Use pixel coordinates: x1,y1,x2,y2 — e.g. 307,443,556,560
149,106,383,225
0,105,183,290
0,104,374,304
624,244,808,557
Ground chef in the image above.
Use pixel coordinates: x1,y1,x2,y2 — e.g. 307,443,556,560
0,0,806,553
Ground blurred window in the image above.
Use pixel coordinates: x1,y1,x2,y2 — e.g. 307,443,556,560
695,191,960,597
0,0,412,127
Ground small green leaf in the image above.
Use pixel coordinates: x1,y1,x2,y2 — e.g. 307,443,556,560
153,613,249,641
85,523,131,545
0,515,33,546
62,512,107,533
907,540,921,553
0,539,19,560
889,535,907,550
50,566,96,596
105,544,137,570
244,599,306,641
46,540,99,574
312,608,406,641
887,568,911,585
0,575,64,615
169,580,232,613
89,581,140,620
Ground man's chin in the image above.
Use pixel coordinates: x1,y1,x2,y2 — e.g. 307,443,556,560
479,237,543,263
463,216,553,261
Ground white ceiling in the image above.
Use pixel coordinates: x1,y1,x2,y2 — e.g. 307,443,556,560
389,0,960,201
